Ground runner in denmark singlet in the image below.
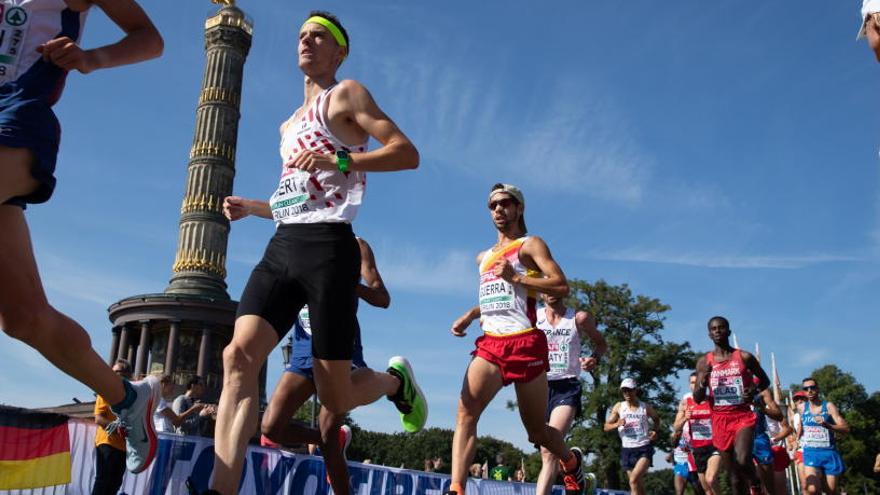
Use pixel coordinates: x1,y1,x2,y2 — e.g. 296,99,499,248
270,83,367,225
706,349,753,413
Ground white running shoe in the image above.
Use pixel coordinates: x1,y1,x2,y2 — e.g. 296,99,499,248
110,375,160,473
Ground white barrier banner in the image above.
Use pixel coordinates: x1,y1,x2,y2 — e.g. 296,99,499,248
1,420,628,495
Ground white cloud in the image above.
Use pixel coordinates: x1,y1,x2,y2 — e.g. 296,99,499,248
591,248,861,269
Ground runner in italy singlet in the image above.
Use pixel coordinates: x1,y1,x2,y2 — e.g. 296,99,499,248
478,237,540,337
270,83,368,225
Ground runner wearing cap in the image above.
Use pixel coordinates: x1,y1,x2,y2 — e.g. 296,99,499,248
858,0,880,61
446,183,587,495
535,292,607,495
673,372,720,495
604,378,661,495
210,10,421,495
798,377,849,495
694,316,771,495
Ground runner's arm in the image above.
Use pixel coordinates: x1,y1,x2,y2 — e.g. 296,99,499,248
40,0,163,74
825,403,850,434
576,311,606,371
512,236,569,298
760,389,784,421
356,238,390,308
693,357,710,404
603,403,622,432
742,351,770,393
223,196,273,220
874,453,880,473
672,397,688,434
451,306,480,337
335,80,418,172
161,404,203,428
771,415,794,443
647,404,662,441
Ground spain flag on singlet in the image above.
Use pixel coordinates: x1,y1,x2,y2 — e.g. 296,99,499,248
0,406,70,489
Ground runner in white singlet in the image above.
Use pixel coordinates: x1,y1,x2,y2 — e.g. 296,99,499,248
0,0,163,475
215,11,419,495
534,293,607,495
446,184,587,495
604,378,661,495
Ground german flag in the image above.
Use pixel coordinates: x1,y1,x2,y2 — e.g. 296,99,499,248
0,406,71,489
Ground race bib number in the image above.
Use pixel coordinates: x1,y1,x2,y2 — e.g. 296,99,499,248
690,418,712,441
547,341,570,371
802,424,831,449
710,375,744,406
271,170,312,221
479,276,514,313
621,419,644,438
0,4,30,84
673,448,689,464
298,307,311,336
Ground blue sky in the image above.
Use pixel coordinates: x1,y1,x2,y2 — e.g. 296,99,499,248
2,1,879,459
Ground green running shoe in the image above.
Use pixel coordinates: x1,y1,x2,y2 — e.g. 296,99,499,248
386,356,428,433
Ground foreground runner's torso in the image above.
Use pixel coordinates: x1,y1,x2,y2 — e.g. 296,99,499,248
706,349,753,414
0,0,90,104
270,83,368,225
478,236,540,337
801,401,836,451
537,307,584,380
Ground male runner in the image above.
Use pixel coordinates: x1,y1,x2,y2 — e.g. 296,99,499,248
258,236,424,495
752,388,785,495
604,378,661,495
859,0,880,61
790,391,808,493
535,292,607,495
694,316,771,495
446,183,587,495
763,393,793,495
674,372,720,495
210,11,421,495
0,0,163,474
799,377,849,495
669,426,704,495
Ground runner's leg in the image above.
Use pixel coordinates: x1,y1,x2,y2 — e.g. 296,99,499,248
536,405,576,495
450,357,504,490
628,457,650,495
705,454,722,494
211,315,279,495
318,407,351,495
802,466,822,495
0,203,126,404
823,473,839,495
732,426,759,494
674,470,687,495
348,367,399,407
757,464,774,495
260,372,318,445
312,359,355,414
512,373,571,459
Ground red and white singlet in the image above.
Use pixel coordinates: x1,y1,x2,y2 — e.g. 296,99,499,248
685,393,713,448
706,349,753,414
478,237,539,337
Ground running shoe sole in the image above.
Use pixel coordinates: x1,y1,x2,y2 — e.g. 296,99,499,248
128,376,160,473
387,356,428,433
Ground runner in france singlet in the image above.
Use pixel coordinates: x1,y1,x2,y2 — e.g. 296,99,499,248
800,402,836,451
0,0,89,103
270,83,368,225
685,393,713,448
478,237,539,337
536,307,585,380
618,400,651,448
706,349,753,414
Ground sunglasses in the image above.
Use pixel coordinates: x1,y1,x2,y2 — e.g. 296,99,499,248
621,387,635,393
488,198,516,210
802,385,818,391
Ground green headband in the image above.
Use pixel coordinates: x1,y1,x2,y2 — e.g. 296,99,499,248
301,16,348,50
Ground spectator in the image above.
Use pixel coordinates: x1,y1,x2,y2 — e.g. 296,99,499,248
172,376,214,436
469,463,483,478
92,360,131,495
153,374,204,433
424,458,436,473
514,468,526,482
489,453,513,482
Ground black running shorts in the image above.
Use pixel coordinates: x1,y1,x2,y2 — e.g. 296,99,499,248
236,223,360,360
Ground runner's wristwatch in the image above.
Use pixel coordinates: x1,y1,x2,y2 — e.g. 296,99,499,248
335,150,351,172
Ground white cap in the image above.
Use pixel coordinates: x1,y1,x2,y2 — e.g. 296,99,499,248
858,0,880,39
620,378,637,389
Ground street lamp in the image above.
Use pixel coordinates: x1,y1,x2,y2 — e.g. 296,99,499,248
281,335,292,368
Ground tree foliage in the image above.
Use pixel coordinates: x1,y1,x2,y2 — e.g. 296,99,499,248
565,279,697,490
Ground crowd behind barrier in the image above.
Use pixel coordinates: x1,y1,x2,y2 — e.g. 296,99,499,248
0,419,629,495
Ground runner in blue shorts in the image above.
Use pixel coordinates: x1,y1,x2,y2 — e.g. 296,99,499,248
752,388,784,494
0,0,162,475
799,377,849,495
254,236,425,495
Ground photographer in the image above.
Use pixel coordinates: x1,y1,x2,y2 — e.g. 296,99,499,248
173,376,215,436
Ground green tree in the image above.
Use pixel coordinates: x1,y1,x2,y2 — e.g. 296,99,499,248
790,365,879,494
644,468,676,495
564,279,697,490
